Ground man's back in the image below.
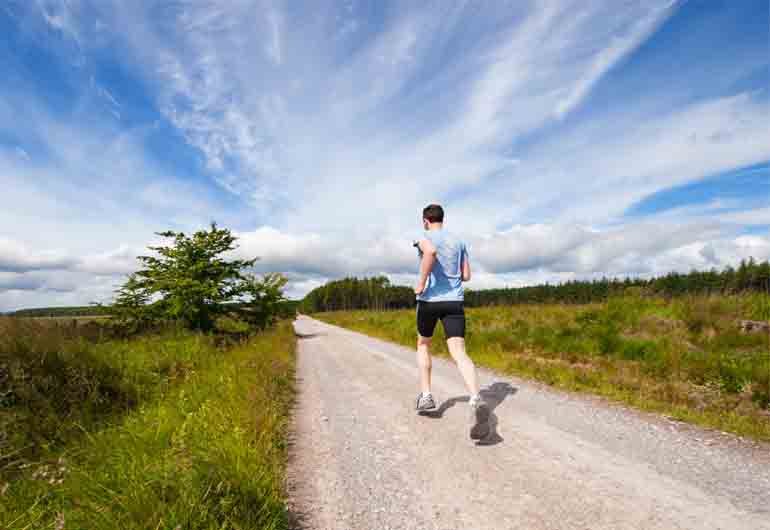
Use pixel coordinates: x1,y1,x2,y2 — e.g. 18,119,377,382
416,230,467,302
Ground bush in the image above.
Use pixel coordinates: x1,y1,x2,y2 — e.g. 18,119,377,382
619,338,659,362
0,318,219,474
596,325,622,356
717,355,747,394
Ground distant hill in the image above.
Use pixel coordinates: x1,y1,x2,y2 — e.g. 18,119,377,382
8,306,112,318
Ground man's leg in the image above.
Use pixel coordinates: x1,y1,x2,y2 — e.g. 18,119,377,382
416,336,432,394
443,305,490,439
415,302,438,411
448,337,489,439
446,337,480,396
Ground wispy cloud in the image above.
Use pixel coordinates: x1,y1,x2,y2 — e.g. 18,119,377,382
553,1,680,119
85,0,697,230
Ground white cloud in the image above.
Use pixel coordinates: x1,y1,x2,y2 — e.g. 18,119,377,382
717,207,770,226
77,245,141,276
1,220,767,311
0,238,76,273
0,273,48,292
234,221,768,290
495,92,770,225
234,227,415,277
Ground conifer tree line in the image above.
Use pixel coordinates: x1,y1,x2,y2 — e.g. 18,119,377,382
300,258,770,312
299,276,414,313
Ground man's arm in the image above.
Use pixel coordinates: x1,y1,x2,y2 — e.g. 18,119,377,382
461,251,471,282
415,239,436,294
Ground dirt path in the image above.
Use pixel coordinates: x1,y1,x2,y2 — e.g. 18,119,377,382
286,316,770,530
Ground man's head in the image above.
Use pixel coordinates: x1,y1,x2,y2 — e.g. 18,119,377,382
422,204,444,230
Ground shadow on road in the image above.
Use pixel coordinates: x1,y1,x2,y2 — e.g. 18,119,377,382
419,395,469,418
476,382,518,446
420,382,517,446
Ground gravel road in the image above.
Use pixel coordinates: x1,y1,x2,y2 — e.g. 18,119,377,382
287,316,770,530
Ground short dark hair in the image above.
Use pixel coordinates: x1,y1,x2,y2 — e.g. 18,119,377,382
422,204,444,223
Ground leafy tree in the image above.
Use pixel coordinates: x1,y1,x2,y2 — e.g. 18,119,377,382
237,273,289,329
111,273,155,331
113,223,287,331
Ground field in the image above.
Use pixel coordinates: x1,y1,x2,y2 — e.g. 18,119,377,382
1,317,296,530
316,293,770,441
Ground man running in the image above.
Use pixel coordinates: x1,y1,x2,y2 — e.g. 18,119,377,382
413,204,490,440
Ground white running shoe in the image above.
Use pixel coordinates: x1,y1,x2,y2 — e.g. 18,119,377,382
415,393,437,412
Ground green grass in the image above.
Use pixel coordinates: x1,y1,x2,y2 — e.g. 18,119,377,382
1,318,296,529
315,294,770,442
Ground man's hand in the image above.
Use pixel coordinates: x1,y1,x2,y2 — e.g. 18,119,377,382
414,281,426,295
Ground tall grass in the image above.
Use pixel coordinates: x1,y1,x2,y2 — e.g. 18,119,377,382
317,294,770,441
1,317,296,529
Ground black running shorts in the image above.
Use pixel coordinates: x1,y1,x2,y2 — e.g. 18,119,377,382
416,301,465,338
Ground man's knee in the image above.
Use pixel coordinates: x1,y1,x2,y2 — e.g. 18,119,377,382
446,336,465,348
446,337,469,358
417,335,432,347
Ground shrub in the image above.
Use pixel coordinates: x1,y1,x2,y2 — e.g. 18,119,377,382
715,354,754,394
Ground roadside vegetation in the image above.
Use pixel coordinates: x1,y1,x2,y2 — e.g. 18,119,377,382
317,292,770,441
1,224,298,529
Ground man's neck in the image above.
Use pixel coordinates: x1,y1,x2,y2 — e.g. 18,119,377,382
426,223,443,231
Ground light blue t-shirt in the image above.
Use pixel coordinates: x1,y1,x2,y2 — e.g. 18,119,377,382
415,229,468,302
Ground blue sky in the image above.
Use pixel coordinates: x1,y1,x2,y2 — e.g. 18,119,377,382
0,0,768,310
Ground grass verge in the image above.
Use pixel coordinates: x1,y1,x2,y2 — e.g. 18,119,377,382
315,295,770,442
1,320,296,530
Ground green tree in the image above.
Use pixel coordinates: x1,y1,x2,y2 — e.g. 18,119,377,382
112,273,155,331
114,223,286,331
237,272,289,329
